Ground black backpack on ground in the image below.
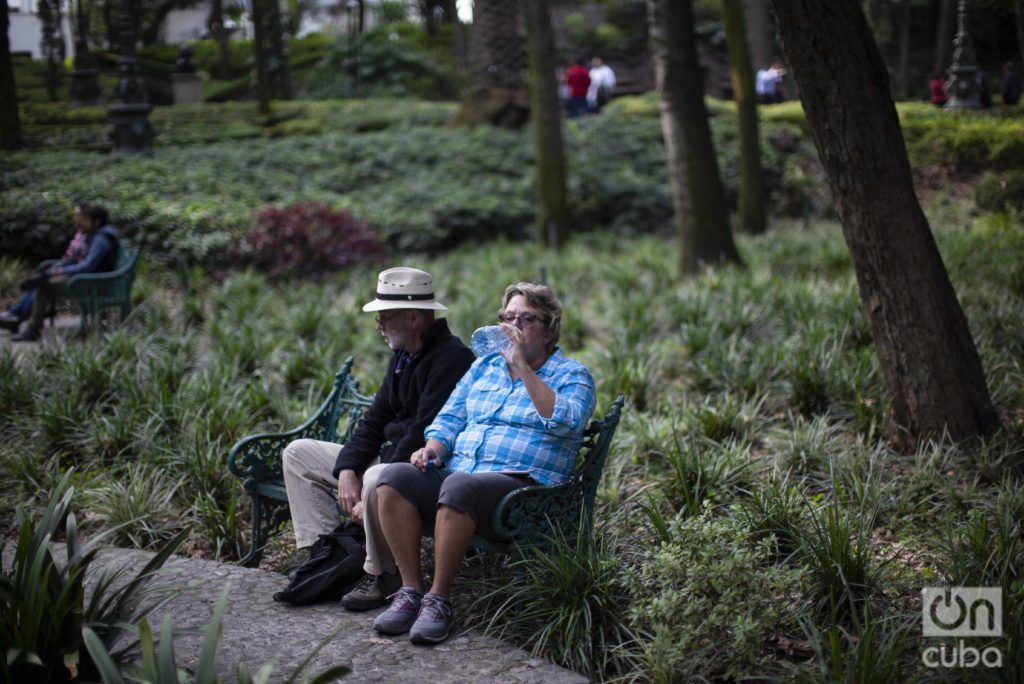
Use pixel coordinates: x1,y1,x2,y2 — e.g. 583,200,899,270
272,520,367,606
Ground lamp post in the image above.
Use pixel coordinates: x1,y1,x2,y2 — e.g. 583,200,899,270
346,0,359,97
945,0,980,109
108,0,154,154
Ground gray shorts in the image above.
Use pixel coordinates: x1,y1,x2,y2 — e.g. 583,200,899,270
375,463,533,539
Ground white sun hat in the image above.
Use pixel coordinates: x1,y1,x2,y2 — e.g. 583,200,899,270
362,267,448,312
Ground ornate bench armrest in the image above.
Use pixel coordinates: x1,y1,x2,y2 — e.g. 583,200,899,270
228,357,365,484
228,428,318,483
491,480,584,542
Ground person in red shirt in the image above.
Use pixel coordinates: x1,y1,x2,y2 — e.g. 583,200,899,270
564,57,591,118
929,71,948,107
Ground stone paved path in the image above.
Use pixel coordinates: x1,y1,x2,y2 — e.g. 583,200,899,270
95,547,587,683
0,314,80,350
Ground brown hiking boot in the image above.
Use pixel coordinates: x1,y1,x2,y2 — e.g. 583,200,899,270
340,570,402,611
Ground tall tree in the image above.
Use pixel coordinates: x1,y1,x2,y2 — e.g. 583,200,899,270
140,0,183,45
1,0,22,151
208,0,233,78
771,0,999,445
69,0,100,106
251,0,291,114
452,0,528,128
722,0,765,234
37,0,66,102
934,0,955,73
745,0,772,71
895,0,912,98
648,0,742,275
1016,0,1024,64
523,0,571,249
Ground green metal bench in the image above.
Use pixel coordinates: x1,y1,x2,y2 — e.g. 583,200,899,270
227,356,625,567
41,245,139,334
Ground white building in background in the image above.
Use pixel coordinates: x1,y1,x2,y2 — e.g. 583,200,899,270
8,0,73,58
8,0,384,60
7,0,228,57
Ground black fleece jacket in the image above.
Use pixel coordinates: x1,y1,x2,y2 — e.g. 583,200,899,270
332,317,475,478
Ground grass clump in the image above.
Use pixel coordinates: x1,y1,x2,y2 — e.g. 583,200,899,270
627,511,808,681
0,222,1021,680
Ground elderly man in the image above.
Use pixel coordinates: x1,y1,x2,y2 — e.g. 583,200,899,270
281,267,475,610
10,203,119,342
371,282,597,644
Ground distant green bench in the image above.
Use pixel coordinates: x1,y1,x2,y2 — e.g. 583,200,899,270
227,356,625,567
42,245,139,334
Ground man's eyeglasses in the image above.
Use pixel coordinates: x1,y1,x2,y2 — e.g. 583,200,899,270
498,313,542,326
375,311,404,327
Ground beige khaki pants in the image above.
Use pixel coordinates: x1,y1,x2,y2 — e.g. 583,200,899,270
281,438,394,576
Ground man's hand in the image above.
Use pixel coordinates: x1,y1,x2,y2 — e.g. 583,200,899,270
350,501,365,525
410,445,440,472
337,470,362,516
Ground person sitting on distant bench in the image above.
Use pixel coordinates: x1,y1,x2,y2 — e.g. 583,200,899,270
9,203,119,342
370,282,596,644
0,223,89,335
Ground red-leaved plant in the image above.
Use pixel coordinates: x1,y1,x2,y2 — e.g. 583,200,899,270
234,202,387,279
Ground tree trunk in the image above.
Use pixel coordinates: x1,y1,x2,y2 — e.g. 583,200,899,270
934,0,954,73
722,0,765,234
1016,0,1024,67
270,0,291,99
251,0,291,114
208,0,233,79
745,0,772,72
140,0,179,46
896,0,912,99
452,0,528,128
38,0,66,102
523,0,571,250
1,0,22,151
648,0,742,275
252,0,272,114
771,0,999,445
105,0,117,51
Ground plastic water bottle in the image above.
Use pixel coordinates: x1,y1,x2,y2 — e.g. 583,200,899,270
470,325,510,357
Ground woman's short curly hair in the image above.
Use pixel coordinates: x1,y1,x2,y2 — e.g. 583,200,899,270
500,282,562,351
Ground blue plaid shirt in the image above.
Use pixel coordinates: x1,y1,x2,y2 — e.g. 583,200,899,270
425,348,596,486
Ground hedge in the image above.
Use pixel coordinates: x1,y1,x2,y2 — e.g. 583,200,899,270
1,101,823,265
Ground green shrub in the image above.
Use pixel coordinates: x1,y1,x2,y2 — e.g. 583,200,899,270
83,465,189,549
797,604,915,684
298,28,460,100
798,499,886,623
475,525,637,680
901,111,1024,171
627,511,808,681
975,169,1024,214
650,435,755,517
0,472,188,683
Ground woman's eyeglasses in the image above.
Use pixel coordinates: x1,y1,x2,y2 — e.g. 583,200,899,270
375,311,404,327
498,313,541,326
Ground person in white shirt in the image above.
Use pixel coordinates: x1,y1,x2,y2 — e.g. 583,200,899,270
755,59,787,104
587,57,617,113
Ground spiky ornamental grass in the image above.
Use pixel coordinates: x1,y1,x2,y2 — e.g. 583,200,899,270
1,222,1022,680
